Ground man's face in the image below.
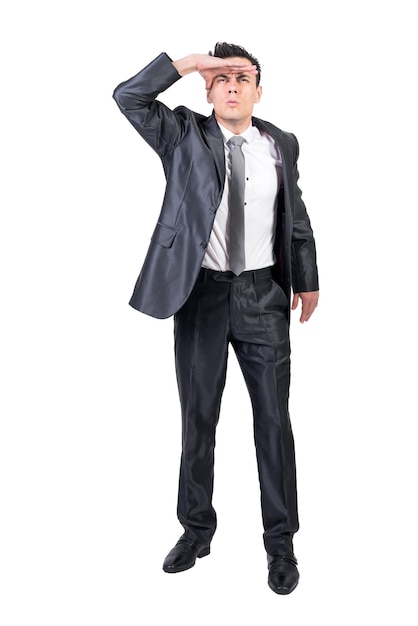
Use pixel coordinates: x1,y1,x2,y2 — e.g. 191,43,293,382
206,56,262,130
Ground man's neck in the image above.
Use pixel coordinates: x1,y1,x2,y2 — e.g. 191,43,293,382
214,115,253,135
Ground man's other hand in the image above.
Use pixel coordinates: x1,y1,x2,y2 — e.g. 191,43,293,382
291,291,319,323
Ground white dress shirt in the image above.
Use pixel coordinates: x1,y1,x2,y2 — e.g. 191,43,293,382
202,122,283,271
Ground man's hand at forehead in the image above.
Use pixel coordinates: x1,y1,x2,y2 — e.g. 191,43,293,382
197,55,258,89
173,54,258,90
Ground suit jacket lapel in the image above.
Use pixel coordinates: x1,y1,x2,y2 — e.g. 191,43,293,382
202,114,225,190
253,118,293,191
253,117,295,222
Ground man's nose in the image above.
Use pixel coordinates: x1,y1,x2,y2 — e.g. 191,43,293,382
228,80,238,93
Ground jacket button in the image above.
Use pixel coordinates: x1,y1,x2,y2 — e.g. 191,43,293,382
200,241,208,249
209,207,216,214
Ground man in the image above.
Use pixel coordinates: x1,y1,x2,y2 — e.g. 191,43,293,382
113,42,319,595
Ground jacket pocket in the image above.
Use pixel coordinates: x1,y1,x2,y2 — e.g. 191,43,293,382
151,222,178,248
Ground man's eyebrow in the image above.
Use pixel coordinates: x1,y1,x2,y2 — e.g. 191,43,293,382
214,72,252,80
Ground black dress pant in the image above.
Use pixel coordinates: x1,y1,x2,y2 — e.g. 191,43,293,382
173,267,298,555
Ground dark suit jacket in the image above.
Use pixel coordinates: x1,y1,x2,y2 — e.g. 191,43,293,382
113,53,319,319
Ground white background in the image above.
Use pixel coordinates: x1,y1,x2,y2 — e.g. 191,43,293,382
1,1,417,624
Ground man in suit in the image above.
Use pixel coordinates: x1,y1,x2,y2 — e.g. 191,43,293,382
113,42,319,595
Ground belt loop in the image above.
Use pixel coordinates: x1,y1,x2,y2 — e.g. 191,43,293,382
252,270,257,283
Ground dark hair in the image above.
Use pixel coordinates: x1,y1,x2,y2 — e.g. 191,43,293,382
209,42,261,86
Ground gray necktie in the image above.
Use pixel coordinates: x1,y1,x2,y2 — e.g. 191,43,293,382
228,135,246,276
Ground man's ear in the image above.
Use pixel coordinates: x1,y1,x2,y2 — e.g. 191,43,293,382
255,85,262,103
207,89,213,104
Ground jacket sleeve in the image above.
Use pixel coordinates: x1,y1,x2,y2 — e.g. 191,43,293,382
113,52,187,156
290,134,319,293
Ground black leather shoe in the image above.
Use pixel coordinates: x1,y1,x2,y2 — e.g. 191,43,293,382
162,538,210,573
267,554,299,595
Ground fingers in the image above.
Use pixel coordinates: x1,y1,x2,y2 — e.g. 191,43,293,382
299,303,314,323
196,55,257,74
292,291,319,323
299,293,319,323
223,62,258,74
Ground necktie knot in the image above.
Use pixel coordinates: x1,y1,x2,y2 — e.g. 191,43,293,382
228,135,245,149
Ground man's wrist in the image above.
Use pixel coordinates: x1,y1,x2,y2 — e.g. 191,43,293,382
172,54,199,76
